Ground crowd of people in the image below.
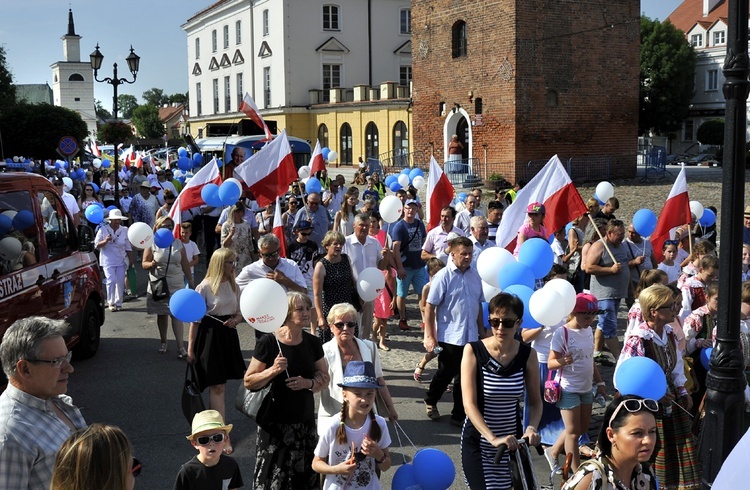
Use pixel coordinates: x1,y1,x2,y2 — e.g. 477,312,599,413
0,155,742,490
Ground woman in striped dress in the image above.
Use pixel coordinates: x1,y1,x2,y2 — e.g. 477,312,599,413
460,293,542,489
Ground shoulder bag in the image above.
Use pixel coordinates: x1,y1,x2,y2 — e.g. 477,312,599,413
235,382,272,422
181,363,205,425
149,245,172,301
544,327,568,404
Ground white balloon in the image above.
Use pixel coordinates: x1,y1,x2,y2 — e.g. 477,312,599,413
690,201,704,220
127,222,154,249
0,237,22,260
412,175,425,190
92,158,102,169
482,281,502,302
529,287,564,326
327,150,338,162
1,210,18,221
357,267,385,302
224,177,244,197
380,195,403,223
545,278,577,318
477,247,515,288
398,174,410,188
62,177,73,192
240,278,288,333
595,181,614,202
298,165,311,179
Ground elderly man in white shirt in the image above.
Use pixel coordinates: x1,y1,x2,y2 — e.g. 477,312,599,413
343,213,392,341
469,215,493,269
53,179,80,226
453,194,483,235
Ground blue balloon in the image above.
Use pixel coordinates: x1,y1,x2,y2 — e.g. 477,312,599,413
93,201,105,209
632,209,657,236
384,175,397,187
154,228,175,248
201,183,223,207
409,168,424,181
218,181,241,206
701,347,713,370
389,181,402,192
498,261,535,290
91,183,99,194
84,205,104,224
305,177,323,195
0,215,11,235
178,147,188,157
169,288,207,322
392,464,421,490
482,302,490,329
12,210,34,230
503,284,540,329
178,156,192,171
413,448,456,490
106,205,118,212
192,153,203,166
217,158,224,168
400,168,411,175
321,147,331,159
518,238,555,279
614,356,667,399
699,208,716,227
101,159,111,168
458,192,467,203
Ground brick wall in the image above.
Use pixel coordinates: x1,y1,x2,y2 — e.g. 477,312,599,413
412,0,641,182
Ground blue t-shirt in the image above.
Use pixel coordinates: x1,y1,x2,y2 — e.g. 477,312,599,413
390,219,426,269
362,189,380,204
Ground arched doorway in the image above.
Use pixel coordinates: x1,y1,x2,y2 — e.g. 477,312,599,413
443,107,473,162
365,122,379,160
318,124,329,148
340,123,353,166
455,118,469,159
393,121,408,167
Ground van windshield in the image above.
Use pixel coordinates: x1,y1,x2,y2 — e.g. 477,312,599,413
0,190,39,274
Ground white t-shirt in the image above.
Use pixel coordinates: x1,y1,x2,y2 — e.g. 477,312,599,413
315,414,391,490
531,319,565,364
551,238,565,266
658,262,681,284
550,326,594,393
181,239,200,274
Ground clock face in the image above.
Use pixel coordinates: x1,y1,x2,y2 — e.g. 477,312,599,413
419,40,429,59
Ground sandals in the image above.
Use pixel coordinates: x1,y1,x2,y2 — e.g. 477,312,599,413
425,402,440,420
158,343,167,354
579,445,596,459
414,363,425,382
379,343,391,351
178,348,188,359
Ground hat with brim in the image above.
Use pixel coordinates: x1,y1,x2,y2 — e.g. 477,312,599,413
140,181,151,189
337,360,380,389
295,220,313,231
745,206,750,217
573,293,605,315
187,410,233,440
105,209,128,221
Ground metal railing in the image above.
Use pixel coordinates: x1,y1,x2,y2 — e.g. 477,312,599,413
378,149,429,171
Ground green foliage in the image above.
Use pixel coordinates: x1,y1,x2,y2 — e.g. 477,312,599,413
169,92,188,105
0,102,88,160
142,88,169,107
0,46,16,116
117,94,139,119
98,121,133,144
488,173,504,181
640,17,697,135
94,99,112,120
696,119,724,146
131,104,164,138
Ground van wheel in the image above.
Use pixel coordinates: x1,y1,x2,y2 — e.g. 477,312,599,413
73,300,101,360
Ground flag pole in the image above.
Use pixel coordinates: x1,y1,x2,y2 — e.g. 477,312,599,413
587,213,617,264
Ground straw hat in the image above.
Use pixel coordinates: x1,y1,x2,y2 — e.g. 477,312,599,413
187,410,233,440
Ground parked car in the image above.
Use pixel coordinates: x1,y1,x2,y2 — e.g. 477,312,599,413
686,154,719,166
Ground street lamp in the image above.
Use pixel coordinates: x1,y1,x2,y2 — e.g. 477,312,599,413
90,44,140,210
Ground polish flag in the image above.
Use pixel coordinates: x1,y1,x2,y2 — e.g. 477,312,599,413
122,145,135,168
168,158,223,238
497,155,588,252
272,196,287,258
309,139,326,175
651,166,690,263
426,155,454,231
134,152,144,169
233,130,297,207
89,140,101,157
239,92,273,141
165,152,171,172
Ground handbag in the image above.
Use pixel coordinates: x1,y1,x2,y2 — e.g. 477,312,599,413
544,327,568,404
235,382,272,422
149,245,172,301
181,363,205,425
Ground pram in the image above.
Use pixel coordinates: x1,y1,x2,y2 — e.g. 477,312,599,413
494,437,544,490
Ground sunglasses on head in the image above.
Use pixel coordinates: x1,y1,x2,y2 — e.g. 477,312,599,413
131,457,142,477
609,398,659,427
195,433,226,446
664,240,680,246
488,317,519,329
333,321,357,330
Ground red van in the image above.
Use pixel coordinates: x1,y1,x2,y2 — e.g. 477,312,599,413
0,173,104,365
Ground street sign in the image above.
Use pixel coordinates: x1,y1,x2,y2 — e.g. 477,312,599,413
58,136,78,156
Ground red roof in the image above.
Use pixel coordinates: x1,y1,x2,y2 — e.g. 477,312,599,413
667,0,729,34
159,104,184,124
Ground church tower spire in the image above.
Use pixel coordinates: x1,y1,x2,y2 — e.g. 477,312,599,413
62,8,81,62
67,8,76,36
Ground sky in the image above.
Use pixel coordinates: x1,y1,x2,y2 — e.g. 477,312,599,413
1,0,683,112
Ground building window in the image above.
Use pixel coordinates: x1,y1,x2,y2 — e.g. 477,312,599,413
236,73,243,108
322,64,341,102
706,69,719,91
223,25,229,49
264,67,271,107
399,66,412,87
684,119,694,141
452,20,467,58
340,123,352,165
713,30,725,45
196,82,202,116
213,79,219,114
690,33,703,47
212,30,217,52
393,121,408,164
365,122,379,160
195,38,200,59
236,20,242,45
400,9,411,34
475,97,483,114
263,9,269,36
318,124,329,148
225,76,231,112
323,5,340,31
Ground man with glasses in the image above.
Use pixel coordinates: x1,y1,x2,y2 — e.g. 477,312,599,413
422,236,483,426
0,317,87,488
293,192,331,247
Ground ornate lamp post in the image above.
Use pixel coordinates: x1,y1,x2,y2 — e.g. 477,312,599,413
89,44,140,210
700,0,748,486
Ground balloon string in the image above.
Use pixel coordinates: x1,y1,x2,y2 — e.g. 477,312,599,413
393,421,418,465
274,336,291,378
393,420,408,465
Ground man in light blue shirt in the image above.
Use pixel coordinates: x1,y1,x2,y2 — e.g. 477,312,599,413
423,236,484,425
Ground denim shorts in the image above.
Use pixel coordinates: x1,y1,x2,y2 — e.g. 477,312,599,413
596,298,620,338
396,267,428,298
557,389,594,410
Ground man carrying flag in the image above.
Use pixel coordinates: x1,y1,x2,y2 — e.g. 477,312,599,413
239,92,273,141
168,158,223,239
271,197,287,258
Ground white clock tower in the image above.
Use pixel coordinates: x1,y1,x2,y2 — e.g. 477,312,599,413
51,9,97,138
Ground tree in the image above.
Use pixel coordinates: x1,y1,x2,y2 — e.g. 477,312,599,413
142,88,169,107
640,17,697,136
0,102,88,160
697,119,725,146
117,94,139,119
131,104,164,138
94,99,111,120
169,92,188,105
98,121,133,144
0,46,16,117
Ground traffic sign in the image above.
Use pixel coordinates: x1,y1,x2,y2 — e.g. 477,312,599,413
58,136,78,156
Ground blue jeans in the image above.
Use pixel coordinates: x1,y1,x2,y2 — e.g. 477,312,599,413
596,298,620,338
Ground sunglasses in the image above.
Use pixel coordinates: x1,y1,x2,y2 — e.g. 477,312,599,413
224,260,238,267
195,433,226,446
131,457,142,477
609,398,659,427
657,302,679,312
300,232,312,236
333,321,358,330
261,250,280,258
664,240,680,246
488,317,519,329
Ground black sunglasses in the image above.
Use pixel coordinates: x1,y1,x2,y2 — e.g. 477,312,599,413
488,317,519,329
195,433,226,446
333,321,357,330
300,232,312,236
261,250,280,258
131,457,142,477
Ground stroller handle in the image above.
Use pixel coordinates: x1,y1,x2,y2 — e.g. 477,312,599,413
493,437,544,464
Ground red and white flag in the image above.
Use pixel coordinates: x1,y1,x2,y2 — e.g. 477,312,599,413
122,145,135,168
272,197,287,258
89,140,101,157
134,152,144,169
168,158,223,238
309,139,326,175
651,166,690,263
426,155,454,231
233,129,297,207
497,155,588,252
239,92,273,141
